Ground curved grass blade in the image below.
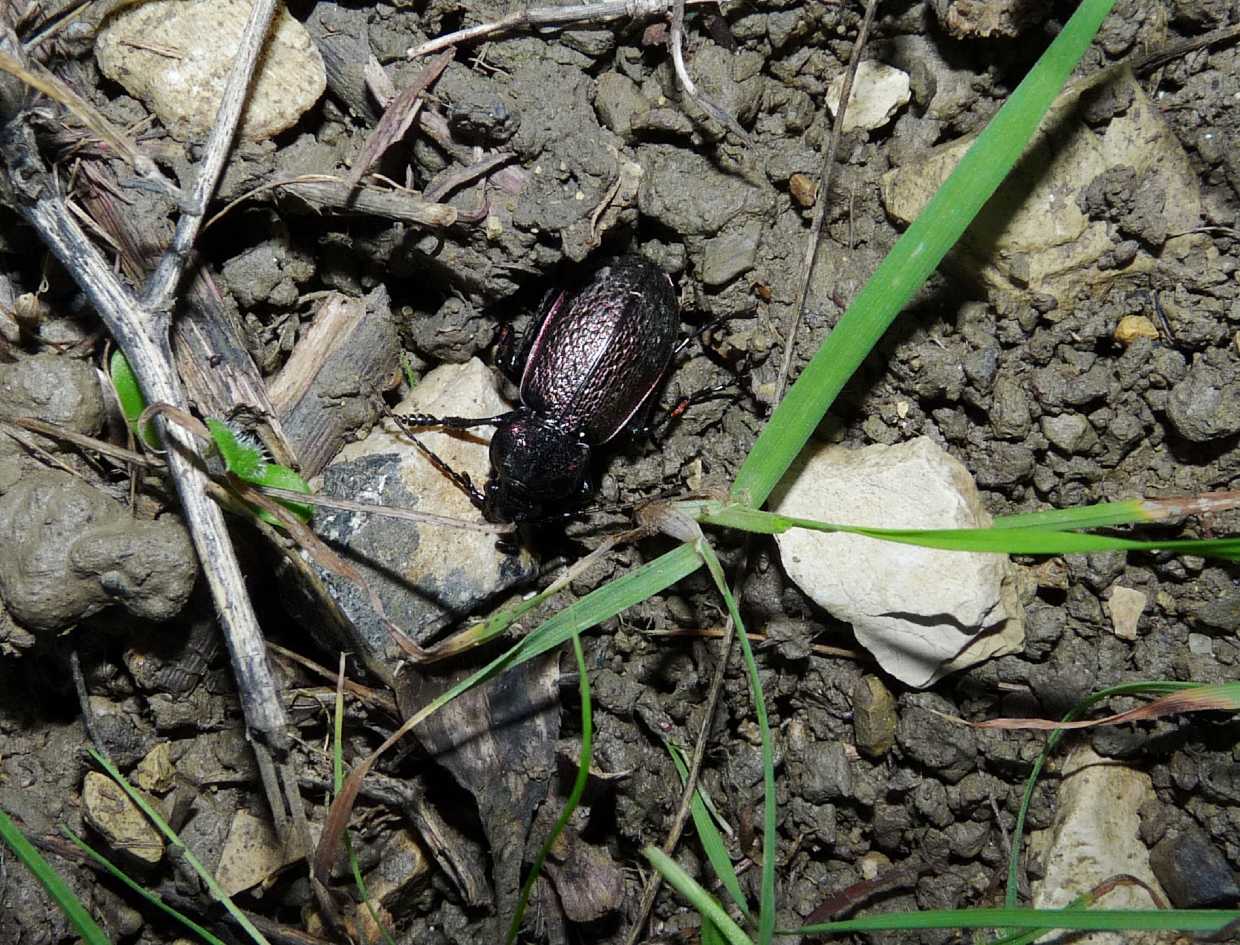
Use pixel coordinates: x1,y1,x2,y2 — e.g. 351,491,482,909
644,847,754,945
0,806,112,945
315,543,702,889
731,0,1118,509
63,829,229,945
87,749,273,945
1004,680,1203,910
666,742,748,918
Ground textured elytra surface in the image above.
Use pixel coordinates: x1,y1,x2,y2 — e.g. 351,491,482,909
520,257,680,443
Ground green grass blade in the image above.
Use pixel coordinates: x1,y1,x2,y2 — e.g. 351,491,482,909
388,544,703,756
731,0,1117,509
793,907,1240,935
506,633,593,944
1004,681,1202,910
62,829,229,945
991,499,1156,530
0,806,112,945
109,349,159,449
644,847,754,945
87,749,273,945
697,541,775,945
701,918,729,945
666,743,749,918
696,502,1240,560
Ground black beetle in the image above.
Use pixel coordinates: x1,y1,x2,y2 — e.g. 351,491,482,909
399,256,680,523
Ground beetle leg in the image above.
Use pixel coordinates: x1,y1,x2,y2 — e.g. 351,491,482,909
641,380,739,445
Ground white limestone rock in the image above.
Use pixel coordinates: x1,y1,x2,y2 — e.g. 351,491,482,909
95,0,325,142
771,437,1023,688
825,61,911,133
1031,746,1167,945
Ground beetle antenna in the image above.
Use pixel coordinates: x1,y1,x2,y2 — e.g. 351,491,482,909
394,411,514,432
401,430,488,511
381,403,502,512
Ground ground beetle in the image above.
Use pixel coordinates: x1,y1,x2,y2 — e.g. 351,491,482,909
399,255,680,523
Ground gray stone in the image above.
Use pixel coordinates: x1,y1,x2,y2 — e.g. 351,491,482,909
896,693,977,783
771,437,1023,687
700,222,761,287
1195,590,1240,633
989,374,1032,439
95,0,325,142
797,740,852,803
972,442,1035,487
1042,413,1098,454
1166,362,1240,443
0,470,196,632
309,361,538,665
593,72,648,140
1150,827,1240,907
0,354,104,446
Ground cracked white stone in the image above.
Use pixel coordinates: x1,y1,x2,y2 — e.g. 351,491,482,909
771,437,1023,688
825,61,911,133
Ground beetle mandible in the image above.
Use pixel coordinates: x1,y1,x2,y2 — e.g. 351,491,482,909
399,255,680,523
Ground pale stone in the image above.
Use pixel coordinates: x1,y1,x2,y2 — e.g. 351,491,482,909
880,70,1204,305
95,0,326,142
133,742,176,794
216,810,321,896
1106,585,1147,640
825,61,911,133
1032,746,1166,945
311,359,537,666
82,771,164,866
771,437,1023,688
1114,314,1159,346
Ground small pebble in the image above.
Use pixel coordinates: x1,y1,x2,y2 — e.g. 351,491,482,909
1187,633,1213,656
1105,585,1146,640
789,173,817,207
1149,827,1240,907
825,61,911,133
1114,314,1159,346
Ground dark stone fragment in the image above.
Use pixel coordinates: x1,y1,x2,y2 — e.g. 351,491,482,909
1196,590,1240,633
972,443,1034,487
1149,826,1240,907
1166,362,1240,443
896,693,977,784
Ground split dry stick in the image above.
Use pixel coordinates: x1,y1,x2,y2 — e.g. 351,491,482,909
141,0,278,312
0,4,310,846
406,0,718,58
773,0,881,404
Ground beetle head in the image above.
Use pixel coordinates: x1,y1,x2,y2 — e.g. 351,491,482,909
484,414,592,523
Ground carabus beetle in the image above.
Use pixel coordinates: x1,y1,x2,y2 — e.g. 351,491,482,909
399,256,680,523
